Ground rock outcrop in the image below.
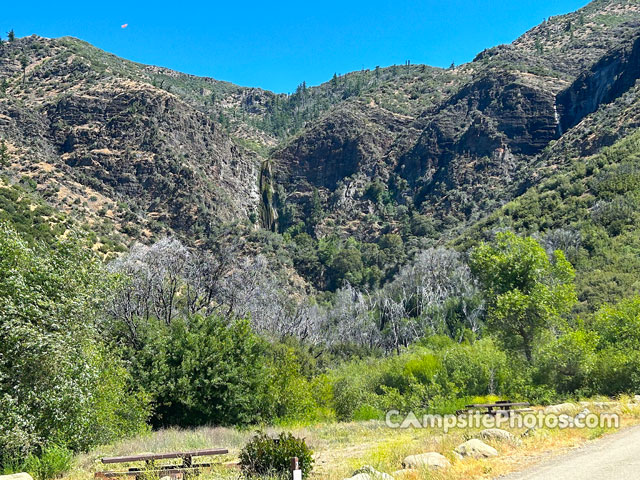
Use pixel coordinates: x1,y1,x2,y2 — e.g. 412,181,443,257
0,474,34,480
557,32,640,134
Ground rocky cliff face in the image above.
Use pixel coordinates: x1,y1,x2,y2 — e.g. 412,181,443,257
265,1,640,237
45,80,259,231
557,32,640,133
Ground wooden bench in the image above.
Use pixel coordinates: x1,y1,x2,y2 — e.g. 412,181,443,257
456,400,531,416
95,448,229,479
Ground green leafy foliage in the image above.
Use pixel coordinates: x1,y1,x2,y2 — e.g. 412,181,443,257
132,315,274,427
0,223,149,467
22,445,72,480
470,232,577,361
240,431,314,478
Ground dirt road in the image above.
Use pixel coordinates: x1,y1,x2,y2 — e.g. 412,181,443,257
499,425,640,480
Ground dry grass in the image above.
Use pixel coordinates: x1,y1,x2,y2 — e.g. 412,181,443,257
66,397,640,480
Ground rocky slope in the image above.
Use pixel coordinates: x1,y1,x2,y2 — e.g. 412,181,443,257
0,36,261,241
1,0,640,285
269,0,640,241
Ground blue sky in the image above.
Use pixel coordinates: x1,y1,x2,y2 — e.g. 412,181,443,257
6,0,590,93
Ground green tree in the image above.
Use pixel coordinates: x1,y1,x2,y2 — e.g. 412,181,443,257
327,247,364,290
470,232,577,362
534,39,544,54
0,223,148,465
379,233,405,266
0,140,8,166
19,55,28,85
7,30,15,42
308,188,324,230
135,314,274,426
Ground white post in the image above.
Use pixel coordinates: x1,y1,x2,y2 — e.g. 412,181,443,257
291,457,302,480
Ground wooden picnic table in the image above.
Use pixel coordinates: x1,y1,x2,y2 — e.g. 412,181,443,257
457,400,530,416
96,448,229,479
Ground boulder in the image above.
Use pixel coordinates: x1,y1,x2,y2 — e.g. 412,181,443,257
575,408,590,421
454,439,498,459
345,466,394,480
0,474,34,480
402,452,451,470
479,428,518,443
344,474,372,480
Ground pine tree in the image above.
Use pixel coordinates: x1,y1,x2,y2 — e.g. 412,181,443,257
7,29,15,42
309,188,324,229
20,54,28,85
0,140,8,166
535,39,544,54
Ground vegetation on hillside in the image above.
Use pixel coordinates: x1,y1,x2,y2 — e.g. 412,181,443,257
4,220,640,473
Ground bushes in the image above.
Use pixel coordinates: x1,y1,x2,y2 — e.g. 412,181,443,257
326,338,517,421
22,445,72,480
587,297,640,395
534,330,597,395
240,432,314,478
0,223,149,466
134,315,274,427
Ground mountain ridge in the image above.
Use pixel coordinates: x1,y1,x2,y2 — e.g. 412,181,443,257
2,0,640,300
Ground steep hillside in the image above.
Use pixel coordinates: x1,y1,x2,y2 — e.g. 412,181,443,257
1,36,261,242
267,0,640,251
2,0,640,293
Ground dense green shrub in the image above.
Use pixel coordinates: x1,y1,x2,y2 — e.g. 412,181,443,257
240,431,314,478
326,338,518,420
534,330,597,395
22,445,72,480
470,232,577,362
133,315,273,427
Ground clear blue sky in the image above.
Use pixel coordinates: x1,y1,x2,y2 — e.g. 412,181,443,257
6,0,590,93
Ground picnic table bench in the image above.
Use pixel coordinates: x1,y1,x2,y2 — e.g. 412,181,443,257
456,400,531,416
95,448,229,479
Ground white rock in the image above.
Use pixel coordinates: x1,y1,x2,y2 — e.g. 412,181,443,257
0,474,34,480
634,395,640,404
345,466,394,480
344,474,393,480
454,439,498,459
344,474,372,480
402,452,451,470
479,428,517,443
